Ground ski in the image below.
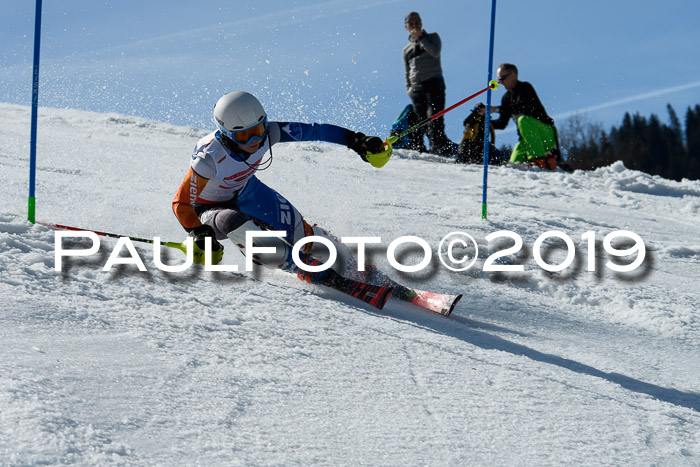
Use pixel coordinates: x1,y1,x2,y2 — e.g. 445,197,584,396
319,271,460,316
283,259,458,315
390,283,462,316
357,266,461,316
321,269,394,310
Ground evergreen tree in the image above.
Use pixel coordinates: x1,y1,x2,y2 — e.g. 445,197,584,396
665,105,686,180
645,113,668,177
686,105,700,179
668,104,683,144
558,104,699,180
614,113,648,172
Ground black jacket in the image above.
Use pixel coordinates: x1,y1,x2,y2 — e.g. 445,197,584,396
491,81,553,130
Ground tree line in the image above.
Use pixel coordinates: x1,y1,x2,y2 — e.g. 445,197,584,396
559,104,700,181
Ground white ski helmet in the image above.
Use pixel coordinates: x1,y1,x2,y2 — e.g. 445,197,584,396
213,91,267,142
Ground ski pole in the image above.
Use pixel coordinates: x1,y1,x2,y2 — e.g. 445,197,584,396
365,80,501,168
39,221,187,253
482,0,498,220
390,79,500,145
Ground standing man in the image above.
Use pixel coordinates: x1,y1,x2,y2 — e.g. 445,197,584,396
402,11,453,156
491,63,560,168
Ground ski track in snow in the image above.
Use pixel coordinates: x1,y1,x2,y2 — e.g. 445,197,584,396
1,103,699,465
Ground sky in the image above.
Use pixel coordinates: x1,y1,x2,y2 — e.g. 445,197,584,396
2,0,700,149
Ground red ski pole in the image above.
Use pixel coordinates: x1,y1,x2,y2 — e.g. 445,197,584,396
390,79,500,144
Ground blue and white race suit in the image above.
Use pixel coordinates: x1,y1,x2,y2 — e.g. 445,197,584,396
173,121,354,270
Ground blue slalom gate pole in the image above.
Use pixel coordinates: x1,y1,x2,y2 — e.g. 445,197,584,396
481,0,497,220
28,0,43,223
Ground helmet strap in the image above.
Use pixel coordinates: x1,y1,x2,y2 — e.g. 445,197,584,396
255,130,274,171
217,129,273,171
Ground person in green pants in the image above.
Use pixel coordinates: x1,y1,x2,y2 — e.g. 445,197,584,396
491,63,559,167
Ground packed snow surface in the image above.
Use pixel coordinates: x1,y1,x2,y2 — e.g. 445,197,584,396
1,103,699,465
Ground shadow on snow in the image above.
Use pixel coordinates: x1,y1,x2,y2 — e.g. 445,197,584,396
380,301,700,413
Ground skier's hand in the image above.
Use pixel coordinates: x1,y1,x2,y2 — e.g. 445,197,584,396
347,132,386,161
188,224,224,265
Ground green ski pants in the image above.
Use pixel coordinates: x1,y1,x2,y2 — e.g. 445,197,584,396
510,115,558,162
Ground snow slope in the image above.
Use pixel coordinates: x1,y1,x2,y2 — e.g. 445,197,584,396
1,103,699,465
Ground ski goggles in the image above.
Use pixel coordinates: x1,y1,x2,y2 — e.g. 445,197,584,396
218,118,268,146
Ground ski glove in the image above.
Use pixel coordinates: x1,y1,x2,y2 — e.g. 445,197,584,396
346,131,385,162
188,224,224,265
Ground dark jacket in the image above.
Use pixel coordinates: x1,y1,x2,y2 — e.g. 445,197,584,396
456,106,506,165
491,80,554,130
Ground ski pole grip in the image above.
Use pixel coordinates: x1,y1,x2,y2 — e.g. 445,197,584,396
363,137,394,168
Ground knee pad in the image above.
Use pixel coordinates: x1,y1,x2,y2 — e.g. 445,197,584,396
226,219,293,269
307,225,358,276
214,209,250,240
305,225,390,284
308,225,349,257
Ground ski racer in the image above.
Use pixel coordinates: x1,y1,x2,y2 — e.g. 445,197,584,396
172,91,386,280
